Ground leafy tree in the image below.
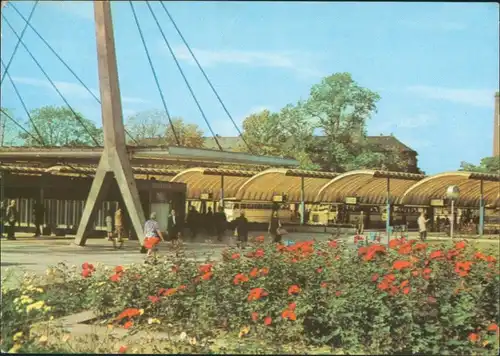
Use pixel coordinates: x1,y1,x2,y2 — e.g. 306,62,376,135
304,72,381,171
18,106,102,147
239,109,288,156
460,156,500,174
125,109,204,148
0,108,22,146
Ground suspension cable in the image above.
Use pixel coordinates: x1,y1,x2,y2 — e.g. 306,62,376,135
147,2,223,151
0,1,38,86
6,2,140,146
160,3,254,153
2,15,100,146
1,59,45,145
0,108,43,145
128,1,180,146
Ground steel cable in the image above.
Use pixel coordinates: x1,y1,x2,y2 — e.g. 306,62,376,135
0,108,43,145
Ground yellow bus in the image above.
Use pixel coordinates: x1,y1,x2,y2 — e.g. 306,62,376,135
223,198,293,224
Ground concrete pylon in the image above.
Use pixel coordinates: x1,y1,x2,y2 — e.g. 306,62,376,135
74,0,145,247
493,92,499,157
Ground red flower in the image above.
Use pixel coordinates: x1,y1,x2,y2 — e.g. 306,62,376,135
264,316,272,325
411,270,419,277
335,291,342,297
123,321,134,329
363,244,387,261
115,266,124,274
288,285,301,295
234,273,249,285
400,280,409,289
371,273,379,282
178,285,186,290
82,269,92,278
455,261,473,277
413,243,427,251
260,267,269,275
393,260,412,270
231,253,240,259
148,296,160,303
199,264,213,274
248,288,268,301
254,249,265,258
446,249,459,260
251,312,259,321
487,323,498,332
389,239,402,249
316,267,323,273
118,345,128,354
291,258,298,263
320,282,328,288
116,308,142,321
82,262,95,271
358,246,369,256
249,268,259,278
255,235,265,243
328,240,338,248
455,241,467,249
162,288,177,296
288,302,297,311
110,274,121,282
429,250,443,260
397,243,412,255
468,332,479,343
422,268,432,280
282,309,297,321
201,272,213,280
402,287,411,295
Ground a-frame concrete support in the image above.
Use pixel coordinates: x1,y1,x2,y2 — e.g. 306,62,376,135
74,0,145,247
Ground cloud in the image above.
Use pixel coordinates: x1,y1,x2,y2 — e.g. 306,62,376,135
399,19,466,32
11,76,148,104
369,113,436,134
168,45,322,79
406,86,495,108
397,113,436,129
45,1,94,21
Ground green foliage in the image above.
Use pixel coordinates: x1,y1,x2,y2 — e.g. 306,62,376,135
240,72,413,172
0,107,23,146
125,110,205,148
18,106,103,146
460,156,500,174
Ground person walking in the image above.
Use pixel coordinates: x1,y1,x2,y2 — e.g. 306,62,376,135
143,212,164,264
186,206,199,240
168,208,181,246
268,210,282,243
5,200,18,240
32,201,44,238
418,211,430,241
105,210,114,241
114,207,124,242
234,211,249,249
215,206,227,241
0,201,6,239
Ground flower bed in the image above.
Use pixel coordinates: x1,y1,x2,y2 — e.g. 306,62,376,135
2,237,499,354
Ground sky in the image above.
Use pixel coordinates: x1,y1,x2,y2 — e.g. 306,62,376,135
0,1,498,174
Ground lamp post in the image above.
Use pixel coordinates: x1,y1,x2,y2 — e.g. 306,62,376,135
446,185,460,239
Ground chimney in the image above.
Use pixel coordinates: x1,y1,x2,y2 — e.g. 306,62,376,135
494,92,500,157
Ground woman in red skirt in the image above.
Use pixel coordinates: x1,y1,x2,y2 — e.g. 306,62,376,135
143,212,164,264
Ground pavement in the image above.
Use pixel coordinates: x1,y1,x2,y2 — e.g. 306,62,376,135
1,230,498,289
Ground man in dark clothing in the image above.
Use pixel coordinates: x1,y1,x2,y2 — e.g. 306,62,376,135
168,208,181,246
234,211,249,248
205,207,214,236
215,206,227,241
0,201,6,238
33,202,45,237
6,200,18,240
186,206,199,240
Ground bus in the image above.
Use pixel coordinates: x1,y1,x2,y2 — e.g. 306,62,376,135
223,198,293,224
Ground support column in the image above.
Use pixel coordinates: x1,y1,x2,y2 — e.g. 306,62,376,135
300,176,305,225
479,180,484,237
386,177,391,245
220,174,225,209
74,0,146,247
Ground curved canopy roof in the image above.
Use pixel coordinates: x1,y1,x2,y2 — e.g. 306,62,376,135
315,170,425,205
235,168,338,202
401,171,500,207
170,168,256,200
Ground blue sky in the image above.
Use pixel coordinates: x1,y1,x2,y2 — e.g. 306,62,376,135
0,1,498,174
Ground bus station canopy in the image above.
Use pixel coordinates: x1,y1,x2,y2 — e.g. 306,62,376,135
315,170,425,205
401,171,500,208
170,167,257,200
234,168,339,202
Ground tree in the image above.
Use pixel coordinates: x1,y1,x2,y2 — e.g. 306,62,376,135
304,72,381,171
18,106,102,146
239,109,288,156
125,109,204,148
0,108,22,146
460,156,500,173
